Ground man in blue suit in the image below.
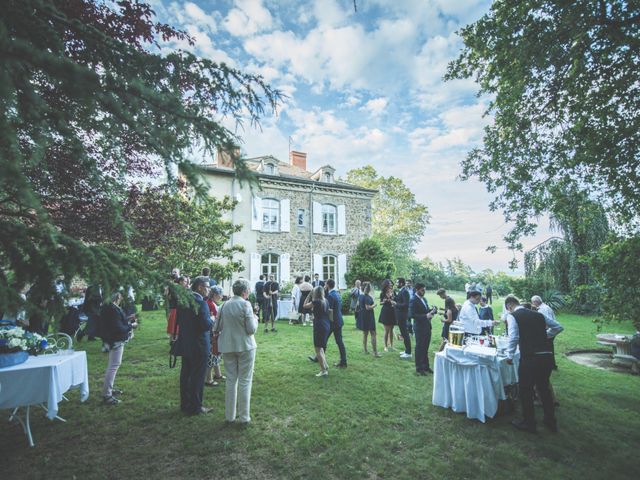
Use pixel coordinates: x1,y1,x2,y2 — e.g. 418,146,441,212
409,283,436,375
326,279,347,368
175,276,213,415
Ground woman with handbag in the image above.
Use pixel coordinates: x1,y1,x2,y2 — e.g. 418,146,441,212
304,286,331,377
205,286,225,387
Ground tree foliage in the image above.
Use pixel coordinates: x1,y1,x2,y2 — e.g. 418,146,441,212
345,166,430,275
0,0,280,317
346,238,395,287
446,0,640,250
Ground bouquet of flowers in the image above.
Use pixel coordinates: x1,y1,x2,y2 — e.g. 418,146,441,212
0,326,48,355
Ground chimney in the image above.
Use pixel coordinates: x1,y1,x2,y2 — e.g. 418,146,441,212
216,146,240,169
290,150,307,171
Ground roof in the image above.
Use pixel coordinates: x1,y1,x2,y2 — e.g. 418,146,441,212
201,155,377,195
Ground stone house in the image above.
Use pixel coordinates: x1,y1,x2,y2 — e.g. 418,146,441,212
202,150,376,291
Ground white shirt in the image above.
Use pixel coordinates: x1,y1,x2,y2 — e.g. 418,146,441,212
537,303,556,323
506,306,564,359
291,285,301,312
459,299,493,334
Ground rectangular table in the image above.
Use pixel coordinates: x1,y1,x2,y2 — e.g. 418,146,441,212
0,351,89,446
432,345,519,423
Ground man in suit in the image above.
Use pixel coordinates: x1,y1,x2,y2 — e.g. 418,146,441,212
409,283,436,375
505,295,562,433
175,276,213,415
262,277,272,331
268,275,279,332
254,275,265,322
312,273,325,288
326,279,348,368
394,278,412,359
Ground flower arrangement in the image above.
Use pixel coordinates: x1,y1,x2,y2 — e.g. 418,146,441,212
0,326,48,355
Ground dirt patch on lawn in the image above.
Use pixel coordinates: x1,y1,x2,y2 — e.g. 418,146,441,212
566,350,637,374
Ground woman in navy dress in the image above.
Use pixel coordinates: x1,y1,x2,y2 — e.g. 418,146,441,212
304,286,331,377
378,279,396,351
359,282,381,357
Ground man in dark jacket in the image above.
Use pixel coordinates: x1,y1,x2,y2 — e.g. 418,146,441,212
326,279,347,368
175,276,213,415
395,278,412,359
409,283,436,375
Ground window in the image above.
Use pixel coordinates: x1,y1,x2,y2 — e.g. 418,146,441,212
264,163,275,174
324,172,332,183
262,198,280,232
322,255,337,283
321,204,336,234
261,253,279,281
297,208,307,227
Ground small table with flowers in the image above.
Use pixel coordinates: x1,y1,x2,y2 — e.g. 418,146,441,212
0,351,89,446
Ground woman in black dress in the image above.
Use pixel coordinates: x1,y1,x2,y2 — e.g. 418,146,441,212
304,286,331,376
378,279,396,352
359,282,381,357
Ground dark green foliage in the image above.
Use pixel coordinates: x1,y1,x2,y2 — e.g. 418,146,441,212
447,0,640,251
0,1,280,318
345,238,395,287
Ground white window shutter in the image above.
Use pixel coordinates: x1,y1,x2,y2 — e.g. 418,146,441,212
338,254,347,289
313,254,322,278
250,252,261,283
280,253,291,283
337,204,346,235
251,196,262,231
280,198,290,232
313,201,322,234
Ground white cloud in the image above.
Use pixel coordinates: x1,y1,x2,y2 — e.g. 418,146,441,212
183,2,218,33
224,0,274,36
362,97,388,117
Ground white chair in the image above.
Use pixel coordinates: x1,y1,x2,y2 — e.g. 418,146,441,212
44,332,73,354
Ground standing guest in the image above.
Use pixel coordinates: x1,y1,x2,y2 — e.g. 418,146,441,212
350,280,362,330
82,283,103,341
359,282,382,357
262,276,272,331
268,275,279,332
406,279,415,335
459,289,497,336
299,276,313,324
215,279,258,424
531,295,563,370
100,292,137,405
485,285,493,304
254,275,265,322
394,278,412,360
303,286,331,376
410,283,436,375
436,288,458,341
166,276,188,340
201,267,212,287
290,276,303,324
479,296,494,334
378,279,396,351
205,286,225,387
312,273,325,288
175,277,213,415
326,279,347,368
504,295,563,433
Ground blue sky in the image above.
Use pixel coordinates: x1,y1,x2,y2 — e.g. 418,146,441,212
150,0,552,274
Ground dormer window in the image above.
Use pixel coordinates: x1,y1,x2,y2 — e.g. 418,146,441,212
324,172,332,183
265,163,275,175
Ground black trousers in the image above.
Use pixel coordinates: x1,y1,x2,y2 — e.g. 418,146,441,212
262,298,272,323
414,319,432,372
325,323,347,365
396,311,411,354
180,353,207,414
271,296,278,321
519,354,555,426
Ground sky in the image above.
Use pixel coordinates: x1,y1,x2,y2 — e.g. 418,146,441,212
150,0,553,274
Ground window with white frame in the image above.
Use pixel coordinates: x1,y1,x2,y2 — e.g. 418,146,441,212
264,163,275,174
262,198,280,232
261,253,279,281
324,172,332,183
322,255,337,282
297,208,307,228
321,204,337,234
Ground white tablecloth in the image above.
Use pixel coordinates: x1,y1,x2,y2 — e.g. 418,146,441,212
432,346,519,423
277,299,294,318
0,351,89,419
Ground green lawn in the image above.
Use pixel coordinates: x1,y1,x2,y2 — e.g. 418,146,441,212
1,294,638,479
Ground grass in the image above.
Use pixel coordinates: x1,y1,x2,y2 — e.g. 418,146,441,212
1,293,639,479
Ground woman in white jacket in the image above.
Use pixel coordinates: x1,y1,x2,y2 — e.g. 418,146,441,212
215,278,258,423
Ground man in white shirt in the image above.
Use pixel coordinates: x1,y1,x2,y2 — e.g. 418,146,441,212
531,295,563,369
504,295,563,433
458,289,497,335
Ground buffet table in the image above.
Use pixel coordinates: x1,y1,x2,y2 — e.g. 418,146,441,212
432,345,519,423
0,351,89,446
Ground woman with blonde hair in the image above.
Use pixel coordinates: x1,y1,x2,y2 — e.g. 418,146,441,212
304,286,331,376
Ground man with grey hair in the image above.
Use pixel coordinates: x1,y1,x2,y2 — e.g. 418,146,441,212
216,278,258,423
531,295,563,370
175,276,213,415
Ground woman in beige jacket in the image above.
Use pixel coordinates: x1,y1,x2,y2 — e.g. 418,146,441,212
216,278,258,423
